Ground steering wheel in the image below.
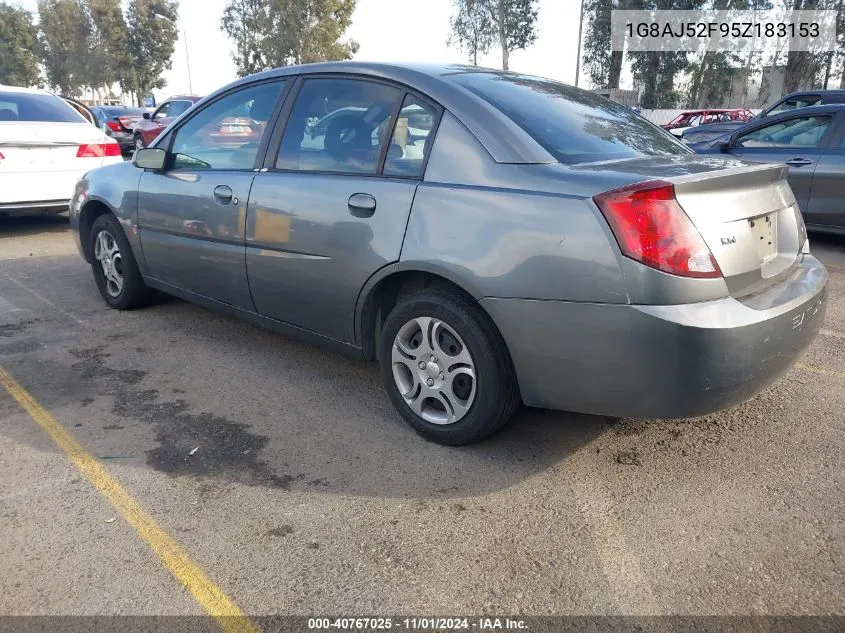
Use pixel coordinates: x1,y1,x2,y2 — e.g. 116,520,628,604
324,115,372,161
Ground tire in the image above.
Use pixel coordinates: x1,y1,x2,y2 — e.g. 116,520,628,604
378,288,520,445
134,134,145,150
89,214,153,310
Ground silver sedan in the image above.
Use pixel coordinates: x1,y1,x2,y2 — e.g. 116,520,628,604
69,62,827,445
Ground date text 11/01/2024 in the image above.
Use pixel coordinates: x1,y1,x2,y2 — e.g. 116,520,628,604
307,618,528,630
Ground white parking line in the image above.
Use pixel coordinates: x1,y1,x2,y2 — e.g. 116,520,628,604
0,271,87,326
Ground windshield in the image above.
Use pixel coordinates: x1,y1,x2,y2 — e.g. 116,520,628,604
0,91,86,123
452,72,690,165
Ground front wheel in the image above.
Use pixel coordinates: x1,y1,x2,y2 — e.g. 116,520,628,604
89,214,153,310
378,289,519,445
134,134,145,151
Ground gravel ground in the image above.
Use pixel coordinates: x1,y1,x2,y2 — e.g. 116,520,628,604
0,215,843,622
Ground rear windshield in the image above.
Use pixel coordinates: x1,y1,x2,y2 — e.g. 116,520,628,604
0,91,86,123
452,73,690,165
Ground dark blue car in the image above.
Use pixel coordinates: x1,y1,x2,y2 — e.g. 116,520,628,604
695,104,845,235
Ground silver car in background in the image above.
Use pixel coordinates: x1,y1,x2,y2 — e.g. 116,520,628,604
69,63,827,445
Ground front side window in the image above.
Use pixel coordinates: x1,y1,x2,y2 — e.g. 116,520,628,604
170,80,285,171
383,95,438,178
153,103,170,120
736,115,831,148
169,100,193,118
276,78,402,175
452,72,690,165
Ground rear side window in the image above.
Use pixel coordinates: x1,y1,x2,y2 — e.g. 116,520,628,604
452,73,689,164
383,95,438,178
0,91,85,123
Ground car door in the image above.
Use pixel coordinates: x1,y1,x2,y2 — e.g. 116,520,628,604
245,77,441,343
727,112,836,212
805,113,845,229
136,79,287,309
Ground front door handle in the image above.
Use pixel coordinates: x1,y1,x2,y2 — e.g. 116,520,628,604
348,193,376,218
785,158,813,166
213,185,233,205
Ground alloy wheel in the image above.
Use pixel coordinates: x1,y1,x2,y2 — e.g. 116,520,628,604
391,317,476,425
93,230,124,298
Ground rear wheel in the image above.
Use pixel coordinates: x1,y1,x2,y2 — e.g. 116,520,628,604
378,288,519,445
89,214,153,310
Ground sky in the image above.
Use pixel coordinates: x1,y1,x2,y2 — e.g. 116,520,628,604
16,0,588,99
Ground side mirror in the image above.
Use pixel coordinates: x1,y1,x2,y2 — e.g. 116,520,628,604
717,141,731,153
142,112,151,120
132,147,167,171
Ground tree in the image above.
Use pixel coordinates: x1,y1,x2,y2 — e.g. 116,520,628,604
220,0,358,78
783,0,821,93
298,0,359,63
478,0,539,70
38,0,92,96
582,0,626,89
449,0,495,66
125,0,179,104
221,0,271,76
0,3,41,87
86,0,131,99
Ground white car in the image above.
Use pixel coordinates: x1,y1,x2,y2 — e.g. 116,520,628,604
0,85,123,216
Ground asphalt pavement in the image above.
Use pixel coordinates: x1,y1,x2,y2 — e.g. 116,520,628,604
0,215,843,626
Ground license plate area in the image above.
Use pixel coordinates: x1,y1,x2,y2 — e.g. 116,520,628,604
749,213,777,262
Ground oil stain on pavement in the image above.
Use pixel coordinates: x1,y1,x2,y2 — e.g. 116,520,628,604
69,345,295,489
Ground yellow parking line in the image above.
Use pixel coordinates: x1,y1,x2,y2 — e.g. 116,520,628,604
796,362,845,380
0,366,260,633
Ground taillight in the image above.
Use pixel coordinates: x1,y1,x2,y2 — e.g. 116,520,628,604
77,142,121,158
106,120,122,132
593,180,722,279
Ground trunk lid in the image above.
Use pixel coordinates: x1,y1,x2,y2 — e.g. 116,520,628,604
578,155,805,297
0,122,108,172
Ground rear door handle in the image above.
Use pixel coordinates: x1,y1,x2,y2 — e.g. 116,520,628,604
348,193,376,218
213,185,233,205
785,158,813,166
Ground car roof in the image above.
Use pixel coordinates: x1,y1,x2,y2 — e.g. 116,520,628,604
197,61,556,163
781,89,845,97
0,85,55,96
764,103,845,115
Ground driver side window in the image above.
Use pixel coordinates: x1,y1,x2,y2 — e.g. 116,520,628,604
169,80,285,171
153,103,170,120
736,115,831,148
276,78,402,175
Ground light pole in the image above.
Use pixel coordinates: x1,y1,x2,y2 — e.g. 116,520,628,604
575,0,585,87
153,13,193,94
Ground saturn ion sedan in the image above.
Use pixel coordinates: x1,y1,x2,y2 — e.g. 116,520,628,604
69,63,828,445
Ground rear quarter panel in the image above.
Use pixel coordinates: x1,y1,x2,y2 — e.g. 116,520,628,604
401,112,628,303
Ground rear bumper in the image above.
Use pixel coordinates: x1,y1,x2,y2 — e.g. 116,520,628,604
482,255,828,419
